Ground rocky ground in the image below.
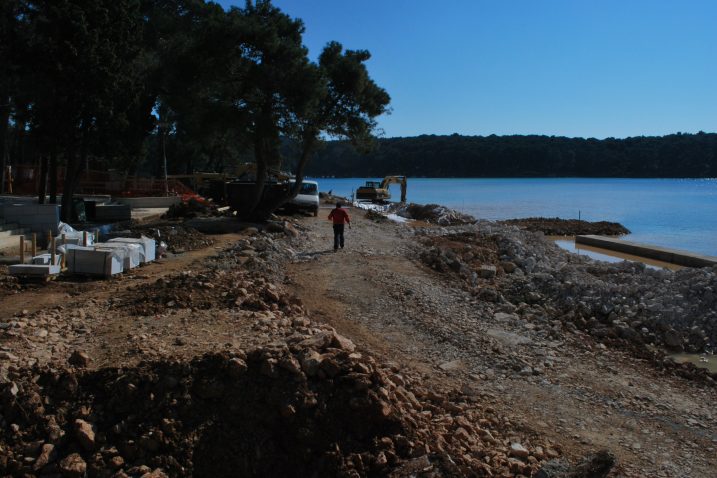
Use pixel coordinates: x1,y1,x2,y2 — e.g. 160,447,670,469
0,210,715,477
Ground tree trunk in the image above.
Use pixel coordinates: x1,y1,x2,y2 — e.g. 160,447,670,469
245,99,290,220
252,133,317,218
60,125,88,221
60,145,77,222
38,153,49,204
49,148,58,203
0,94,9,194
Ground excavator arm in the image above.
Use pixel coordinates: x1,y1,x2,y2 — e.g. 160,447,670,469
380,176,407,202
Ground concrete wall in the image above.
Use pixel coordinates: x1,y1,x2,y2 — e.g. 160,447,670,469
0,203,60,235
113,196,181,208
576,235,717,268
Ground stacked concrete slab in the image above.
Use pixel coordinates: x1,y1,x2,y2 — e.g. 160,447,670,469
108,236,156,263
8,263,61,277
65,246,123,278
9,252,62,278
94,242,141,270
60,236,155,279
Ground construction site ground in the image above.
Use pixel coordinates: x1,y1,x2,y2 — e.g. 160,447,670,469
0,211,715,477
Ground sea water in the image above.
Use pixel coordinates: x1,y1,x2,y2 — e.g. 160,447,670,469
313,178,717,257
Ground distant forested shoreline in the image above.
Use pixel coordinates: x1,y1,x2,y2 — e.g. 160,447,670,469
303,132,717,178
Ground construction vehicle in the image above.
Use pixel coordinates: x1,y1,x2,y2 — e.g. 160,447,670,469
356,176,407,203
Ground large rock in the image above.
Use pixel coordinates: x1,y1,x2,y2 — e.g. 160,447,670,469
663,328,683,350
480,265,497,279
59,453,86,478
74,419,96,451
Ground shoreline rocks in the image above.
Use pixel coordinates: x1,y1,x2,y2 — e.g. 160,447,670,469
501,217,630,236
413,221,717,378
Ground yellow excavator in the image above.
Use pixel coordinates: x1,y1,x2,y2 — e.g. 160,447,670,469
356,176,407,203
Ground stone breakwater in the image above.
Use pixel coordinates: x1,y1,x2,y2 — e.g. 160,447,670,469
415,221,717,363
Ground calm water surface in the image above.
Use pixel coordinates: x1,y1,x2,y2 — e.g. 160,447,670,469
313,178,717,257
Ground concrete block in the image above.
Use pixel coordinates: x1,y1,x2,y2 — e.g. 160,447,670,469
108,236,156,262
114,196,181,208
66,248,123,277
32,253,62,266
9,264,61,276
94,204,132,222
94,242,141,269
0,203,59,234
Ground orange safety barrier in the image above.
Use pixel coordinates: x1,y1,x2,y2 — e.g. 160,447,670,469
4,164,196,197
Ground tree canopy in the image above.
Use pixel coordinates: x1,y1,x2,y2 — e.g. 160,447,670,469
1,0,390,219
304,132,717,178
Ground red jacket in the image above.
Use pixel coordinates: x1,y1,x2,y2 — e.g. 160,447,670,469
328,207,350,225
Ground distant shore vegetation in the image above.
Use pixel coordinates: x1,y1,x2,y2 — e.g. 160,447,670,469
304,132,717,178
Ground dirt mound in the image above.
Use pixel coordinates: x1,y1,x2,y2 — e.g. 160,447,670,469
395,204,475,226
1,333,554,477
162,198,218,220
130,225,214,254
121,269,294,316
419,233,503,287
501,218,629,236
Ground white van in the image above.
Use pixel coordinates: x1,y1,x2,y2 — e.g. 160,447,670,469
287,180,319,216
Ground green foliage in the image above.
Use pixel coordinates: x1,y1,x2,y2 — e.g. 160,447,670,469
1,0,390,218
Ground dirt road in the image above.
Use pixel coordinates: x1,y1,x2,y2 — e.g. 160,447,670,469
288,210,717,477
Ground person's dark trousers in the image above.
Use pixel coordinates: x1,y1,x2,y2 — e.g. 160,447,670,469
333,224,345,250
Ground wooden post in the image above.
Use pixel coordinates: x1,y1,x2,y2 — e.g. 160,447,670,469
51,237,56,266
19,236,25,264
46,230,52,250
83,231,88,247
61,233,66,247
94,230,99,243
31,233,37,257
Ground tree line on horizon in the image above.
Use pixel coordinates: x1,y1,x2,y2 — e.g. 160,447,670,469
304,132,717,178
0,0,389,219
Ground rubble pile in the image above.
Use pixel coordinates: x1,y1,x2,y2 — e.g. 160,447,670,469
122,269,295,316
0,331,554,477
130,226,213,255
162,198,216,220
414,223,717,378
0,267,23,295
365,209,389,223
501,218,630,236
394,203,475,226
418,233,502,287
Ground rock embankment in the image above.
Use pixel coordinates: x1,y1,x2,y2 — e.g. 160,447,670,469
501,218,630,236
416,221,717,377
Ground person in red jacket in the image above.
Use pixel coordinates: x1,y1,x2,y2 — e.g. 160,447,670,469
328,202,351,251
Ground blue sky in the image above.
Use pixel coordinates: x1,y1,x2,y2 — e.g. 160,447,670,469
218,1,717,139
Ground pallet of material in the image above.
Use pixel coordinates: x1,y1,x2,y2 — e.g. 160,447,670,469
66,247,123,278
108,236,156,263
94,242,141,269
